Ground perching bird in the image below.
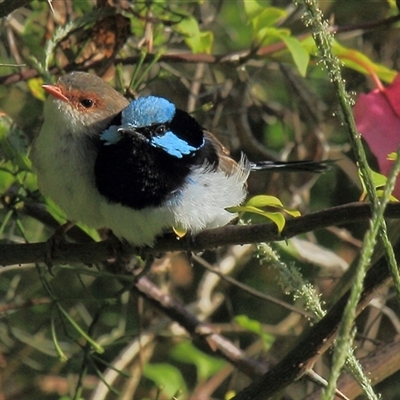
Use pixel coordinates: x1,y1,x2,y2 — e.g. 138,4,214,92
31,72,328,246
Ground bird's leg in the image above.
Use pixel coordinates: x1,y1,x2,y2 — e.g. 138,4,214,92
106,231,125,258
103,232,136,275
45,221,75,273
104,233,157,280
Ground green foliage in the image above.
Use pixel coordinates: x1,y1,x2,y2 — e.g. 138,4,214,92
243,0,273,21
234,315,275,349
0,115,31,173
278,34,310,77
1,0,400,399
228,195,300,233
143,362,187,398
359,165,399,201
176,15,214,54
301,36,397,82
244,3,310,76
170,341,226,382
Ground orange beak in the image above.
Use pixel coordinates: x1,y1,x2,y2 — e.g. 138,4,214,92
42,84,69,102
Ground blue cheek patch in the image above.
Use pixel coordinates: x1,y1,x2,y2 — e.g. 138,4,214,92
100,126,121,145
150,131,204,158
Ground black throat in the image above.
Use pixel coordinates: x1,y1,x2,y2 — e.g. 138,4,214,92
94,109,218,210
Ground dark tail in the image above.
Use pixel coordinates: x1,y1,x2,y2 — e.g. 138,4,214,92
250,159,334,173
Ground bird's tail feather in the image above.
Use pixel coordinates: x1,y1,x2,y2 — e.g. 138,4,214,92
250,159,333,173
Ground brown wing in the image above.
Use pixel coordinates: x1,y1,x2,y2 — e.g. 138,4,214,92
203,130,242,176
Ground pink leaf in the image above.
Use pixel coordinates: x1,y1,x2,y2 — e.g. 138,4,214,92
354,74,400,198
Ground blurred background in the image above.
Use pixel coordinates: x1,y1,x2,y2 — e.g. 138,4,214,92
1,0,400,399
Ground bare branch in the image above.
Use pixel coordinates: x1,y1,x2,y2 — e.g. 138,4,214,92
134,276,268,378
2,202,400,267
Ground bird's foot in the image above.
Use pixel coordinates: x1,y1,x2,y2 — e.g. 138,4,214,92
104,233,162,280
103,233,135,274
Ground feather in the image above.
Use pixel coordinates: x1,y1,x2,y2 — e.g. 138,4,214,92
250,159,333,173
122,96,176,127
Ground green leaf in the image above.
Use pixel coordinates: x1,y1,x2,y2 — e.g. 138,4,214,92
359,165,399,201
282,208,301,218
235,315,275,349
240,194,301,217
244,0,273,20
143,363,187,398
227,195,301,232
76,223,101,241
279,35,309,77
244,0,264,20
198,30,214,54
51,310,68,363
252,7,287,31
175,16,213,54
301,36,397,83
260,210,286,232
228,205,286,232
27,77,46,101
0,165,15,193
170,341,226,382
57,304,104,354
225,391,237,400
246,194,285,208
258,28,309,76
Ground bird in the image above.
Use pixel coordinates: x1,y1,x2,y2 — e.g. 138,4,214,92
31,72,129,234
31,71,329,247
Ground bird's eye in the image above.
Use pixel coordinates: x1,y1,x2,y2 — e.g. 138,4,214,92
80,98,94,109
155,125,166,135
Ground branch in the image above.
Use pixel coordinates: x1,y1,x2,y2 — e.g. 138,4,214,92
0,40,288,86
2,202,400,267
233,238,399,399
303,337,400,399
4,202,399,397
2,8,400,85
134,276,268,378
